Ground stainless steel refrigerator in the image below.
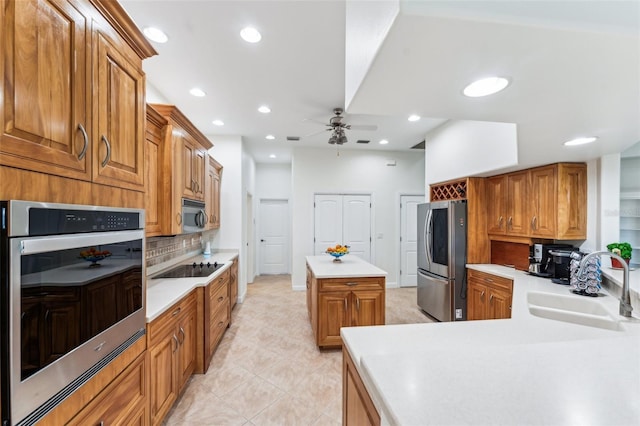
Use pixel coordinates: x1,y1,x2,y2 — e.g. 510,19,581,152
417,200,467,321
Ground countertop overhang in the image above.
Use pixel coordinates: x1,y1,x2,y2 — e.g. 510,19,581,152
341,264,640,425
305,254,387,278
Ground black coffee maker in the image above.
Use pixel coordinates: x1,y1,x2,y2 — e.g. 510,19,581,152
544,244,579,284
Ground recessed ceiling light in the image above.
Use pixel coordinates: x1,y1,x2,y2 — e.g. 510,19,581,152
564,136,598,146
258,105,271,114
143,27,168,43
189,88,206,97
463,77,510,97
379,139,389,145
265,135,275,140
240,27,261,43
212,120,224,126
269,154,276,159
408,115,421,122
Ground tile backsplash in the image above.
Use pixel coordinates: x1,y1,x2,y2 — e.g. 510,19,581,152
146,230,216,268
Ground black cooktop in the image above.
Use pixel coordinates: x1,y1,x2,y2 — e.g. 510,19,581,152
154,262,224,279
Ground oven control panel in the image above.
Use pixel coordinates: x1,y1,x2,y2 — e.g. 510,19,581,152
28,208,140,235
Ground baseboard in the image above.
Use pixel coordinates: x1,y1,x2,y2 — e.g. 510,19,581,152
386,281,399,289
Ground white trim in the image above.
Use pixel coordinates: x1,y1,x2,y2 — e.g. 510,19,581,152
396,192,425,287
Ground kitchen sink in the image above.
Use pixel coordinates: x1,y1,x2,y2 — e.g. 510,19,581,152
527,291,625,331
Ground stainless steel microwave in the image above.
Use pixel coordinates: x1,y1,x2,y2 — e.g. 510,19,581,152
182,198,207,233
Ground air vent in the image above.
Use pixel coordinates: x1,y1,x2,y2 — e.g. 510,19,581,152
286,136,300,141
356,140,370,144
411,140,425,149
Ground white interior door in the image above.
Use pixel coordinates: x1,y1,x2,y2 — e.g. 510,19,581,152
342,195,371,262
314,195,343,255
314,194,371,262
400,195,424,287
259,199,289,275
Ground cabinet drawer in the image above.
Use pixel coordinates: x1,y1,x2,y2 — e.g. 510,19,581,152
468,269,513,291
318,277,384,292
209,303,229,352
148,291,197,343
212,268,230,287
68,353,146,426
209,279,229,312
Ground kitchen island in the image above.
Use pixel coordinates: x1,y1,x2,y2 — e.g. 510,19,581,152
306,255,387,348
342,264,640,425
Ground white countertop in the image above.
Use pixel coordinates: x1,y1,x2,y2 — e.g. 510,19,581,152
146,251,238,322
305,254,387,278
341,264,640,425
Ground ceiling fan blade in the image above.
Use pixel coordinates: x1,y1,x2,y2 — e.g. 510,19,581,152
349,124,378,131
302,128,330,138
302,117,329,126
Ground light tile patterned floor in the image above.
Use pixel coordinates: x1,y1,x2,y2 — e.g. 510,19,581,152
165,275,433,425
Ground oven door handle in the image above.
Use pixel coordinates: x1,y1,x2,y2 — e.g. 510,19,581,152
18,230,144,255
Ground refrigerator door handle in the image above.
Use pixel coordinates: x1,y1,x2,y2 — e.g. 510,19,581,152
425,209,433,268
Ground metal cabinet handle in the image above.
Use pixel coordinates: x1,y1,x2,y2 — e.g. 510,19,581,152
176,213,182,225
483,278,494,283
489,294,494,302
44,309,50,322
172,307,181,317
531,216,537,230
344,299,347,312
179,326,185,344
217,296,224,303
99,421,104,426
172,335,179,352
77,124,88,160
480,290,485,298
100,135,111,167
356,298,360,310
507,216,513,229
218,321,224,328
210,214,214,223
346,282,358,286
498,216,503,229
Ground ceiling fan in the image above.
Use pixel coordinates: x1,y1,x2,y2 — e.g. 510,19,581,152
304,108,378,145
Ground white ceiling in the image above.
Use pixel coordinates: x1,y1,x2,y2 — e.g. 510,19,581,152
120,0,640,167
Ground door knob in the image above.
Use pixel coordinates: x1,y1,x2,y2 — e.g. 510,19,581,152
260,239,265,242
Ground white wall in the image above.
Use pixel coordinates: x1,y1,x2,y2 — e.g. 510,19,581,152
256,163,292,199
291,147,425,290
205,135,249,301
242,150,256,284
425,120,518,184
598,154,621,251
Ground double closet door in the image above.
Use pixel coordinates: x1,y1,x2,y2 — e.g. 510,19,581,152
314,194,371,262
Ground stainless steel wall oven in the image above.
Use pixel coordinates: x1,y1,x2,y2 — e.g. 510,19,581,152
0,201,145,425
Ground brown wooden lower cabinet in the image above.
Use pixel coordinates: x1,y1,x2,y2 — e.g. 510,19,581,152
467,269,513,320
201,268,230,373
307,266,385,348
343,346,380,426
229,258,238,311
147,291,197,426
68,351,147,425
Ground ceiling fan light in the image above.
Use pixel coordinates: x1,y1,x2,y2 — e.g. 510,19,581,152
328,135,337,144
338,135,348,145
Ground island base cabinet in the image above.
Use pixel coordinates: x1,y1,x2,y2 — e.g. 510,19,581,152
343,347,380,426
311,274,385,348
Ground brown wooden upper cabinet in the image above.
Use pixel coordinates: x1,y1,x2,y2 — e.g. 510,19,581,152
205,157,223,230
0,0,156,190
486,163,587,240
147,104,215,235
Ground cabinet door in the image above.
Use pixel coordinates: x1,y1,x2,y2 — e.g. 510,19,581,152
148,325,177,425
180,137,197,200
230,260,238,310
352,290,384,327
466,280,487,321
211,171,221,228
177,302,197,392
486,176,506,235
306,267,312,319
144,107,166,236
556,163,587,239
318,292,350,347
1,0,91,180
506,171,529,236
343,348,381,426
487,287,512,320
93,30,145,190
193,147,207,201
205,159,221,230
529,165,557,238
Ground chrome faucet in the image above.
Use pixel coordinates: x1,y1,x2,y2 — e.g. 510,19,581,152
576,251,632,317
